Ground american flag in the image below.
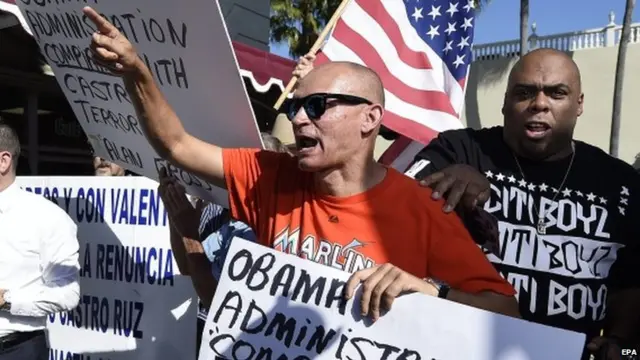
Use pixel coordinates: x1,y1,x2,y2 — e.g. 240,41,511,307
315,0,475,171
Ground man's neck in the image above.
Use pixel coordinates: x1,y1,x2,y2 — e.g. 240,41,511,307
314,159,387,198
0,175,15,193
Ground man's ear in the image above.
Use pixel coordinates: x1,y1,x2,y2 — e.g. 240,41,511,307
0,152,12,174
577,93,584,117
361,104,384,134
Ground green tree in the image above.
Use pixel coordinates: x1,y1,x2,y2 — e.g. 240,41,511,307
270,0,342,58
609,0,636,158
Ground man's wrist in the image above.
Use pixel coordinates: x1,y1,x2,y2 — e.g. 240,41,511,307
423,278,450,298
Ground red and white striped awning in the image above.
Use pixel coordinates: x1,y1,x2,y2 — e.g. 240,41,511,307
0,0,295,94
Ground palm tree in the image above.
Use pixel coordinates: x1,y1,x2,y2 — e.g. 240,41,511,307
519,0,530,55
270,0,342,58
609,0,636,158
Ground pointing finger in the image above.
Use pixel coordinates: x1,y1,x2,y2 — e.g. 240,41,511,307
83,7,118,37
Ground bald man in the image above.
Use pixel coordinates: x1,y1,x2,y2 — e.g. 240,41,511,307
83,6,519,322
406,48,640,359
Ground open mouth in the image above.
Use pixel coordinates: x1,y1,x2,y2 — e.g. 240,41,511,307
524,121,551,139
295,135,319,153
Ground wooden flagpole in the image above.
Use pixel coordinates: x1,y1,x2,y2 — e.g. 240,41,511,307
272,0,353,111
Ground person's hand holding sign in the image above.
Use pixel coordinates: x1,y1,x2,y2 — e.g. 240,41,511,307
83,6,141,74
344,264,438,322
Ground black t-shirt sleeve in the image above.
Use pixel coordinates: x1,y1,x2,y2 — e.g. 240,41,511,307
405,128,475,180
608,183,640,291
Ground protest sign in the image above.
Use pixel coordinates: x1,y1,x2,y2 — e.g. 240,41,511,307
15,176,197,360
14,0,264,207
200,238,587,360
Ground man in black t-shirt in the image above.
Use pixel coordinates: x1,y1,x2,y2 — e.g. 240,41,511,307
406,48,640,360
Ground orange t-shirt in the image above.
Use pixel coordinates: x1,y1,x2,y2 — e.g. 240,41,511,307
223,148,515,296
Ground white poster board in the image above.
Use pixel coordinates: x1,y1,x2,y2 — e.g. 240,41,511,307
16,176,197,360
200,238,587,360
14,0,263,207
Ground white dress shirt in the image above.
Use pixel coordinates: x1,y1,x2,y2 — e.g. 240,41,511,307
0,180,81,337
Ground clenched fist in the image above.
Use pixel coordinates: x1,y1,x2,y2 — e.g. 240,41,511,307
83,6,143,75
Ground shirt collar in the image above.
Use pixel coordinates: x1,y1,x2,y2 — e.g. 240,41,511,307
0,180,19,214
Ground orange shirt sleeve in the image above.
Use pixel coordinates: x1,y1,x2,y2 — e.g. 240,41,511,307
426,209,516,297
221,148,284,237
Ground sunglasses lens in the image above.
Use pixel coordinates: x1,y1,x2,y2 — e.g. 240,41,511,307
304,95,326,120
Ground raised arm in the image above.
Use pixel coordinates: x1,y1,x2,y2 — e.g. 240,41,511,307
83,7,225,188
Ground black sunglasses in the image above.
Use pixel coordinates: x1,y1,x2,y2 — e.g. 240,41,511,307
286,92,372,121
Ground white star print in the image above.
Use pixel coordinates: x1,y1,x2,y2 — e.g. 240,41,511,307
461,17,474,30
443,40,453,54
539,183,548,192
452,54,465,68
562,189,572,197
496,173,505,181
587,193,596,201
426,25,440,39
552,187,558,193
427,5,441,20
518,179,527,187
599,197,607,205
619,206,626,215
575,190,584,197
527,183,536,191
457,36,470,50
621,186,630,196
485,170,494,178
446,2,459,16
444,22,457,35
507,175,516,183
411,7,424,22
463,0,475,12
621,197,628,205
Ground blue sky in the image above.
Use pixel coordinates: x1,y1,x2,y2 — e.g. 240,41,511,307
270,0,640,59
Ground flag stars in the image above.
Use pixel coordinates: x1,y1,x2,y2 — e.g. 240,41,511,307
619,206,626,216
411,7,424,22
461,17,474,30
527,183,536,191
599,197,607,205
463,0,475,12
562,188,572,197
507,175,516,183
587,193,596,201
452,54,466,68
496,173,505,181
445,22,457,35
443,41,453,54
518,179,527,187
457,36,470,50
621,186,630,196
551,187,558,193
485,170,494,178
446,2,459,17
620,197,628,205
539,183,548,192
427,25,440,39
575,190,583,197
428,5,441,20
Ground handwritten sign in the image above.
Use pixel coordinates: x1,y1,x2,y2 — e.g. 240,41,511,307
200,238,587,360
15,0,263,207
15,176,198,360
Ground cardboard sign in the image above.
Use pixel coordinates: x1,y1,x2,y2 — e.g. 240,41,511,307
15,176,197,360
200,237,587,360
15,0,263,207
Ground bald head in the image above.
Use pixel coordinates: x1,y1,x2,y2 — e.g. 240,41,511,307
301,61,385,106
508,48,581,91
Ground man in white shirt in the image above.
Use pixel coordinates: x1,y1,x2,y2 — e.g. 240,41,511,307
0,123,81,359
